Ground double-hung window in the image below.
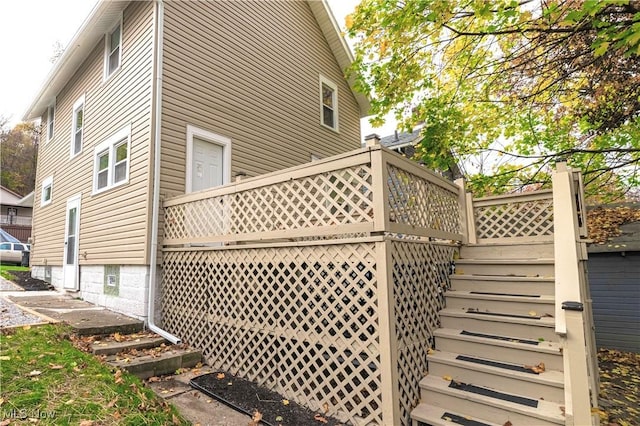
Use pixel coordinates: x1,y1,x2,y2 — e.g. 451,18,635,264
105,20,122,79
93,126,130,194
41,176,53,207
47,104,55,142
319,75,338,131
71,95,85,157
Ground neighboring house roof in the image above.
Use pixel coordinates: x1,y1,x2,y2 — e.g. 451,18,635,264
23,0,370,121
17,192,34,208
379,128,422,150
588,203,640,253
0,186,23,205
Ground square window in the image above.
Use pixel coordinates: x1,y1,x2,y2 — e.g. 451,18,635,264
319,76,338,131
105,21,122,79
41,176,53,206
93,126,131,194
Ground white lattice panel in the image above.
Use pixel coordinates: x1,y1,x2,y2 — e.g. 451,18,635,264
474,198,554,240
387,165,460,235
161,242,383,425
164,165,373,242
391,241,456,424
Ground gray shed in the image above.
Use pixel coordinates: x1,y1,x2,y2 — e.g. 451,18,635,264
588,214,640,353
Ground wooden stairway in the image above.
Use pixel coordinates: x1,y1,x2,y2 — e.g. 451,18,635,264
411,241,568,426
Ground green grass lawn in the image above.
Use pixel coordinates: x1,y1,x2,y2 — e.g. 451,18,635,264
0,324,188,425
0,265,28,281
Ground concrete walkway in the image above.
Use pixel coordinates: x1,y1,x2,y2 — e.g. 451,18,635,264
0,289,250,425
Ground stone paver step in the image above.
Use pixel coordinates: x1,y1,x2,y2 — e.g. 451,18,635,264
108,348,202,379
92,336,167,356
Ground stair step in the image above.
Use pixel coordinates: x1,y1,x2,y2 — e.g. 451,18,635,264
454,259,554,277
428,350,564,403
92,336,167,356
419,375,565,425
439,308,558,342
434,328,563,371
460,242,553,260
411,403,501,426
446,291,555,316
108,348,202,379
450,275,554,295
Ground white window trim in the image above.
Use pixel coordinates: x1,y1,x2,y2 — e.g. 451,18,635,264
185,125,232,193
92,125,131,195
319,75,339,132
70,94,85,159
41,176,53,207
103,16,123,81
46,103,56,143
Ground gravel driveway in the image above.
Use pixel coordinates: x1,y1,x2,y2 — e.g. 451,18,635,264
0,297,44,328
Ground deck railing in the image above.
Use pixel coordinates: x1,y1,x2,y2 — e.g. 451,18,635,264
163,146,462,245
161,145,462,425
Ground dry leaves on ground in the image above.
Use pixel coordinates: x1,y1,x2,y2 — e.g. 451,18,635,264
588,206,640,244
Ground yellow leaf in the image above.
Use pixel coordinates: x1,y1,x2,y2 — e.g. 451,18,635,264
0,356,10,361
23,325,31,330
528,310,537,316
0,398,4,406
345,14,354,30
442,375,452,381
282,399,290,405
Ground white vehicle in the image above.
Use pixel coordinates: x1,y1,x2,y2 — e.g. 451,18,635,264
0,242,30,265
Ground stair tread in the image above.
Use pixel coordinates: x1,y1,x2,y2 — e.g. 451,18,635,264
428,350,564,387
411,403,501,426
456,258,554,264
109,348,201,367
465,241,553,247
92,336,167,355
446,290,554,303
420,375,565,424
440,308,556,327
450,275,555,282
435,328,562,354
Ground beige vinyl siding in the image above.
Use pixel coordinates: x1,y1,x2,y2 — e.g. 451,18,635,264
31,2,154,267
159,1,361,197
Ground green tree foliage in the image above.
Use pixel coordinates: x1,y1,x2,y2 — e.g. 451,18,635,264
0,118,39,196
347,0,640,201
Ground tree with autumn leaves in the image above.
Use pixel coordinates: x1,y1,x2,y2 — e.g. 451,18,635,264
0,117,39,196
347,0,640,201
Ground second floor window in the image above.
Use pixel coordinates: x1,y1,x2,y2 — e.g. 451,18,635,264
319,76,338,131
105,21,122,79
71,95,85,157
47,105,55,141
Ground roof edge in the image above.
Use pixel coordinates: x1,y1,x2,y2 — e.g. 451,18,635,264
22,1,129,121
308,0,371,118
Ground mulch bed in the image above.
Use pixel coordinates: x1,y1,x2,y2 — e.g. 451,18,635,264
9,271,54,291
598,348,640,425
190,372,345,426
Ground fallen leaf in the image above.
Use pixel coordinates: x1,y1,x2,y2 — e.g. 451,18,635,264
282,399,290,405
113,332,125,342
503,422,513,426
443,417,452,422
314,414,328,423
114,369,123,384
49,364,64,370
79,421,93,426
0,420,9,426
528,310,537,316
442,375,452,381
148,376,161,383
0,398,3,406
172,414,181,425
28,370,42,377
248,410,263,426
322,402,329,414
0,356,10,361
23,325,31,330
427,348,435,355
107,397,118,408
275,416,283,422
216,372,225,379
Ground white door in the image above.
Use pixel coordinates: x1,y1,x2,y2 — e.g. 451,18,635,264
63,195,81,290
191,136,224,191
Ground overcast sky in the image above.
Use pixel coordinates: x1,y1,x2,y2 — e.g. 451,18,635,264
0,0,396,138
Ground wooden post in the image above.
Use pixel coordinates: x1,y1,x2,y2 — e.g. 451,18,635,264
455,178,469,245
465,193,477,244
552,162,595,424
375,239,401,425
371,147,390,234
